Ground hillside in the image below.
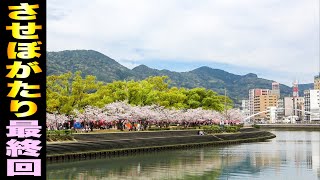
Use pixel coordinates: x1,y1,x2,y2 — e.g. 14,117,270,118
47,50,314,103
47,50,136,82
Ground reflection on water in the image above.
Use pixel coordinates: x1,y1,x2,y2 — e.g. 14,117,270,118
47,130,320,180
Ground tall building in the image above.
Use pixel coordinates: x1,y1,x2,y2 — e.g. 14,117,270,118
249,89,271,116
254,94,278,121
276,99,285,121
315,75,320,90
284,97,294,116
284,97,305,121
304,90,320,121
295,97,305,121
271,82,280,98
241,100,250,117
266,107,277,123
241,100,249,110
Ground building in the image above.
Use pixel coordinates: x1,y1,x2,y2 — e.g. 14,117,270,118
276,99,285,121
254,94,278,121
241,100,250,117
271,82,280,98
304,90,320,122
249,89,271,117
284,97,294,116
241,100,249,110
284,97,305,121
266,106,277,123
295,97,305,121
315,75,320,90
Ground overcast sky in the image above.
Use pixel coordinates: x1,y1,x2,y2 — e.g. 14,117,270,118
47,0,319,86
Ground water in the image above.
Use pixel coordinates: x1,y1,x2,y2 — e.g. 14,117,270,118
47,130,320,180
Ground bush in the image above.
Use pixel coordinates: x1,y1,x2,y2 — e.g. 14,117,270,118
46,130,74,141
224,126,240,133
202,125,222,134
201,125,240,134
148,127,170,131
252,124,260,129
171,126,198,130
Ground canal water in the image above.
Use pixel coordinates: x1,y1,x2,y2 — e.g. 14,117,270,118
47,130,320,180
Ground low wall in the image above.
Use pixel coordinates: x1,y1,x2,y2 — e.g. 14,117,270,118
47,129,275,163
257,124,320,130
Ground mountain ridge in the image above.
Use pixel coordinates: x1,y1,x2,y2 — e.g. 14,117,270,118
47,50,314,103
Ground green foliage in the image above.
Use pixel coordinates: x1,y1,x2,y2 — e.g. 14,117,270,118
47,72,233,112
46,71,101,115
202,125,223,134
148,127,171,131
170,126,198,130
224,126,240,133
252,124,261,129
202,125,240,134
46,130,74,141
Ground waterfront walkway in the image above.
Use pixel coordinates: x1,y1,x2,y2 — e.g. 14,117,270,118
47,128,275,161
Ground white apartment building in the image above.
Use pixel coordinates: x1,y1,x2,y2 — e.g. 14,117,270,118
283,97,305,121
241,100,250,117
266,106,277,123
304,90,320,121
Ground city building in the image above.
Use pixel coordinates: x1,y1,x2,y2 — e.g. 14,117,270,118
284,97,305,121
241,100,250,117
254,94,278,121
284,97,294,116
249,89,271,117
241,100,249,110
248,84,282,122
315,75,320,90
266,106,277,123
271,82,280,98
295,97,305,121
304,89,320,122
276,99,285,121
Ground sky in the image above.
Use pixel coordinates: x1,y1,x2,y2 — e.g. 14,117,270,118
47,0,319,86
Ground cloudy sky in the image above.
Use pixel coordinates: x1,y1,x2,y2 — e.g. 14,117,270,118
47,0,319,86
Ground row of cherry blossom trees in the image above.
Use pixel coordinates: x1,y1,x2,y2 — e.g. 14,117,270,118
46,101,245,130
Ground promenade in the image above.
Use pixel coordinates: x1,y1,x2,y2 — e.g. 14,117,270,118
47,128,276,163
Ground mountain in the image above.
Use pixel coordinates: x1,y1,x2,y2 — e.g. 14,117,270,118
47,50,314,104
47,50,136,82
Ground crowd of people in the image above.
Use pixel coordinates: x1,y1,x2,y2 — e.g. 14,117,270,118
46,118,242,132
46,102,245,132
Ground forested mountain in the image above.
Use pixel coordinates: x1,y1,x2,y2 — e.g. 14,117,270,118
47,50,314,103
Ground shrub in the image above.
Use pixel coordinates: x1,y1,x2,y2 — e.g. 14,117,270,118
171,126,198,130
252,124,260,129
148,127,170,131
202,125,222,134
224,126,240,133
46,130,74,141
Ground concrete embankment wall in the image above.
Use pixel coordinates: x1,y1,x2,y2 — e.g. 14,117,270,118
47,129,275,163
257,124,320,130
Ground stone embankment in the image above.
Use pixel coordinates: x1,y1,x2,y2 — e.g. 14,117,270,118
47,128,275,163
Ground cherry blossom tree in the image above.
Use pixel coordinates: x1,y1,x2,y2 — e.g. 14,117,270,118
46,101,244,130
